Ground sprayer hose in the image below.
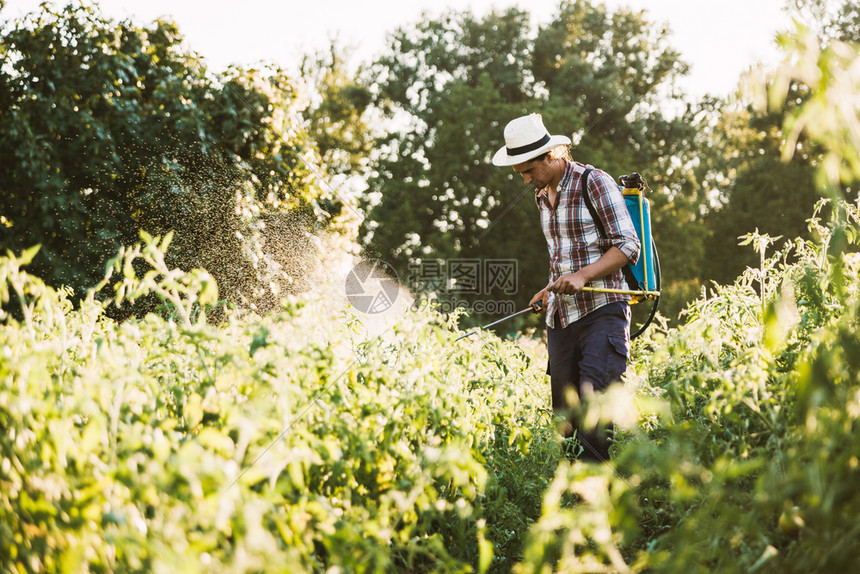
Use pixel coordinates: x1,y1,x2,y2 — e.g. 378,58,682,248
631,236,661,341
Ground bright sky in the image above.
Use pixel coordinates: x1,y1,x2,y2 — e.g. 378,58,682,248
2,0,793,98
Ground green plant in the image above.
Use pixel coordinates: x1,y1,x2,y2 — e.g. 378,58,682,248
0,2,345,316
0,233,560,573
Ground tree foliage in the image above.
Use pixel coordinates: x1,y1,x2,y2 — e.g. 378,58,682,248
699,101,821,286
0,2,345,315
301,42,374,179
361,0,703,328
698,0,859,286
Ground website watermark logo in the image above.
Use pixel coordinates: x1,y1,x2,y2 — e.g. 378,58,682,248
408,258,518,315
345,258,521,316
345,259,400,314
408,259,518,295
412,297,517,315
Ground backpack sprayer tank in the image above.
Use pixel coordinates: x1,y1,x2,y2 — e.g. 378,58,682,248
580,170,661,339
619,173,659,304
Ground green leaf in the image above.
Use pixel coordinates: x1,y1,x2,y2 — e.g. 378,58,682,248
197,275,218,307
160,230,173,253
19,244,41,266
249,325,269,356
477,524,494,574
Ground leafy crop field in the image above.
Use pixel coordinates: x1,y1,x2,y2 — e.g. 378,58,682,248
1,233,560,573
2,201,860,573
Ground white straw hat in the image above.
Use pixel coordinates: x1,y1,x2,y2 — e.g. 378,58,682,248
492,114,571,166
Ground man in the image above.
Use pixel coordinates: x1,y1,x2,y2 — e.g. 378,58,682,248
492,113,640,462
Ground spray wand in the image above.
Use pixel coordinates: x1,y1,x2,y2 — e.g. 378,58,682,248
455,301,543,341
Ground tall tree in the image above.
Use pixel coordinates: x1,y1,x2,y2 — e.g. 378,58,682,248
699,101,821,286
0,2,342,314
363,0,700,328
301,42,373,179
698,0,859,286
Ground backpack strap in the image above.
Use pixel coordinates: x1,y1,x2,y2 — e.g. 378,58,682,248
579,168,640,292
580,169,604,236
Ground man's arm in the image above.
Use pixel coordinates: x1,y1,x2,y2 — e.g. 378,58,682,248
547,246,630,295
587,170,641,265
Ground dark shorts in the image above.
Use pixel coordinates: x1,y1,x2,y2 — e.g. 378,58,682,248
546,301,630,457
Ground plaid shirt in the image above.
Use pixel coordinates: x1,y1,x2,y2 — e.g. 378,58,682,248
535,160,640,328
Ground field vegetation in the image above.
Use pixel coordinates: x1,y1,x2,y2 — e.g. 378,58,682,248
2,0,860,572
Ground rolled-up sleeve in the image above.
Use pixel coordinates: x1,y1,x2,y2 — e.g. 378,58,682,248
587,170,641,265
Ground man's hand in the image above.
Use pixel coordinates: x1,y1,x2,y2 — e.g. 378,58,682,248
529,287,549,313
548,272,588,295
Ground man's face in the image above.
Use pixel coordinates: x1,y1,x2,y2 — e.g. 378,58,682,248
513,156,553,191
